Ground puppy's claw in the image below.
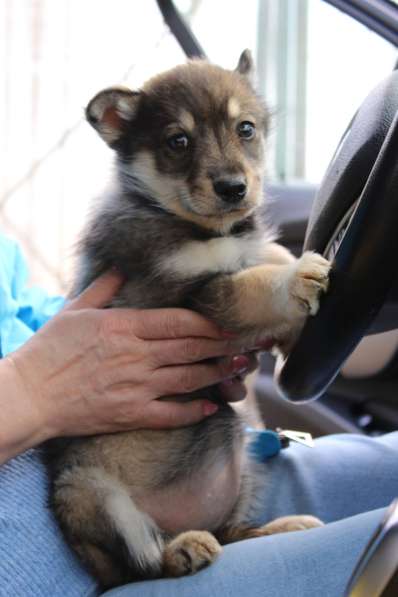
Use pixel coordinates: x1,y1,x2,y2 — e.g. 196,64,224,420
290,252,331,316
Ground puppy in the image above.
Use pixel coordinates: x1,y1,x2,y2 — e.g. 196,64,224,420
46,50,330,588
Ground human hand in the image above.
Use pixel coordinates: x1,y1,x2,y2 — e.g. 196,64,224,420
5,271,256,444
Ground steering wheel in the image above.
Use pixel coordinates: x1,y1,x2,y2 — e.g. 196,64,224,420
276,71,398,402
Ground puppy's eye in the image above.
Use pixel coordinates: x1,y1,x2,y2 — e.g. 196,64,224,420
237,121,255,140
167,133,189,151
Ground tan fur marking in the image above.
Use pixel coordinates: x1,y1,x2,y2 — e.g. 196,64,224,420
218,515,323,545
261,242,296,265
127,150,255,234
228,97,241,119
169,200,253,234
163,531,222,577
179,109,195,132
217,525,265,544
196,253,329,353
232,253,329,328
259,515,324,534
232,263,297,328
128,150,183,204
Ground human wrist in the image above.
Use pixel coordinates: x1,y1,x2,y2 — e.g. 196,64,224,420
0,355,53,464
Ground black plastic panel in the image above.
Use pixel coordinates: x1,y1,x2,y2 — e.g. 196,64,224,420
325,0,398,47
305,71,398,253
277,73,398,402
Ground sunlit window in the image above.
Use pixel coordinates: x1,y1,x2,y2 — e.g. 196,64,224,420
1,0,397,290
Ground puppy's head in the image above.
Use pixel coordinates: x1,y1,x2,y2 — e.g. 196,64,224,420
86,50,268,232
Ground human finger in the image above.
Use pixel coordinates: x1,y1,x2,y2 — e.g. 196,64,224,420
136,399,219,429
146,337,240,367
218,352,259,402
219,378,247,402
152,355,250,395
123,308,225,341
65,271,124,311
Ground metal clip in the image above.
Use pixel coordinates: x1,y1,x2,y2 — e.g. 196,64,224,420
277,428,314,448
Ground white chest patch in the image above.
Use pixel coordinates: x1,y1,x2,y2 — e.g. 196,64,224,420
159,235,271,279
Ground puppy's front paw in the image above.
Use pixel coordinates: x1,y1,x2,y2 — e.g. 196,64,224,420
163,531,222,577
289,252,330,315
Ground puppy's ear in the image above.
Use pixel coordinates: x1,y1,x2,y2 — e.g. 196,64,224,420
86,87,140,147
235,49,255,85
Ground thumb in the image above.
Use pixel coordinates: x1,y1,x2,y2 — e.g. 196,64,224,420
137,399,219,429
65,270,124,311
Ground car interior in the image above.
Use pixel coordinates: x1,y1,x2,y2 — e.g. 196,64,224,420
157,0,398,594
2,0,398,594
159,0,398,440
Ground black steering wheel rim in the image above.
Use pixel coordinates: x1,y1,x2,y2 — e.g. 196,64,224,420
275,71,398,402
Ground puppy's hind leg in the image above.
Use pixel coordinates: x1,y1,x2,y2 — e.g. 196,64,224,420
217,515,323,545
52,467,164,588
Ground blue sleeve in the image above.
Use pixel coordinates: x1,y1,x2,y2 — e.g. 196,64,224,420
0,235,64,357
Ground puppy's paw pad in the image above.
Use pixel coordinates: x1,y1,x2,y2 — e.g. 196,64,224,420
163,531,222,577
290,252,331,315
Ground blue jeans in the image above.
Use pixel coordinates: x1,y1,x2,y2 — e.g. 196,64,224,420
1,433,398,597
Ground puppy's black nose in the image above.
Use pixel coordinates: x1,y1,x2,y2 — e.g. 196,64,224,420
213,178,247,203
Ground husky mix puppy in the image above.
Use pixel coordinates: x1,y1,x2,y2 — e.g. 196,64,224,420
46,51,330,588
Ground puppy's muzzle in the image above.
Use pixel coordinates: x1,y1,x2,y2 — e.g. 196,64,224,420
213,177,247,204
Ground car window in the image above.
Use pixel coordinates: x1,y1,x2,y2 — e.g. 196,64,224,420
1,0,396,291
177,0,397,184
0,1,185,291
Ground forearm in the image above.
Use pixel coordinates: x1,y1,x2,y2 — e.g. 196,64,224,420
194,252,330,347
191,242,297,333
261,242,296,266
0,357,51,465
194,263,296,333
